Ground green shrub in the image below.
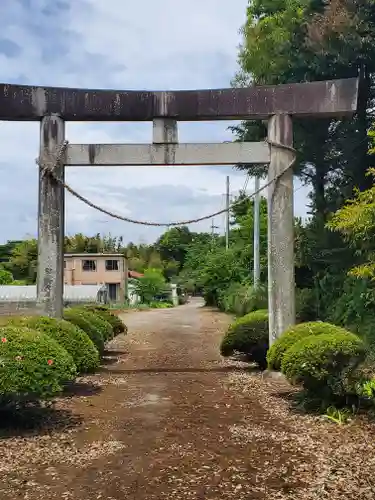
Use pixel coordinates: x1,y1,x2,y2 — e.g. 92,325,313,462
70,307,113,342
0,326,76,404
218,282,244,312
83,305,126,336
234,285,268,317
267,321,350,371
281,331,366,398
149,301,174,308
63,308,105,353
9,316,100,374
220,309,269,369
219,283,268,317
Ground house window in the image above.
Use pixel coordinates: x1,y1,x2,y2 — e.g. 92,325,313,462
105,259,119,271
82,259,97,272
64,260,66,269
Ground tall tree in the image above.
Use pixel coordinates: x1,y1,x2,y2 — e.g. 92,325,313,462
234,0,375,216
156,226,194,270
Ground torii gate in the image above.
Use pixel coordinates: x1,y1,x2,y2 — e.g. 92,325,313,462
0,78,358,344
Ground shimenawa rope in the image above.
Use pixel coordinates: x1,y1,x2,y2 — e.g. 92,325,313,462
36,139,296,228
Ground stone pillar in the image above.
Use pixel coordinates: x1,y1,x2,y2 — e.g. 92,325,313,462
267,114,295,344
170,284,179,306
37,115,65,318
153,118,178,144
123,256,129,304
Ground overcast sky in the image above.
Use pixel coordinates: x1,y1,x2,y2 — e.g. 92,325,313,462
0,0,309,245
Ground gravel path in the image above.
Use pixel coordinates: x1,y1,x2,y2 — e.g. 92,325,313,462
1,299,374,499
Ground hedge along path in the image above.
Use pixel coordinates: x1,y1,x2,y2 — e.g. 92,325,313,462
63,308,106,353
0,325,76,402
266,321,354,371
68,307,114,342
8,316,100,374
220,309,269,369
82,304,127,336
1,300,374,500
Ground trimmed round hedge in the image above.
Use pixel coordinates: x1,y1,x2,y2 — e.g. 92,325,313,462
281,331,366,397
83,305,126,336
267,321,351,371
63,308,105,353
9,316,100,374
73,307,114,342
220,309,269,369
0,325,76,403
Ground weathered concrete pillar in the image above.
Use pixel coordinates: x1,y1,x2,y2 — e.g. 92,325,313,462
267,114,295,344
122,256,129,304
37,115,65,318
170,284,179,306
153,118,178,144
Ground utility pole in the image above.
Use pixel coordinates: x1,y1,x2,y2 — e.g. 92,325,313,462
253,176,261,287
210,218,219,244
225,175,230,250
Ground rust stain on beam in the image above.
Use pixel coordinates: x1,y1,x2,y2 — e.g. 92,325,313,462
0,78,358,122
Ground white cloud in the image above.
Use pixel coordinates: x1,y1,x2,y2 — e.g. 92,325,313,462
0,0,310,244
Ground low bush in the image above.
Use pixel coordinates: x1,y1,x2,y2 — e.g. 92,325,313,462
267,321,350,371
149,301,174,309
63,308,105,353
281,331,366,399
218,282,244,312
219,283,268,317
0,325,76,404
9,316,100,373
220,309,269,369
71,307,113,342
83,305,126,336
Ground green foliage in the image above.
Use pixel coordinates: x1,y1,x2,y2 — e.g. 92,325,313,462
71,307,114,342
83,305,126,336
281,331,366,398
356,378,375,403
65,233,123,254
324,406,353,425
239,0,308,84
220,310,269,369
149,301,174,309
9,316,100,374
327,167,375,279
0,325,76,404
7,239,38,283
200,248,247,306
156,226,194,271
134,268,167,303
0,268,13,285
63,308,105,353
218,283,268,317
0,240,22,265
295,288,318,322
217,282,245,313
232,0,375,351
267,321,350,371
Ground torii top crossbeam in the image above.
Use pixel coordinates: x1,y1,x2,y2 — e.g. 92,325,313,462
0,78,358,121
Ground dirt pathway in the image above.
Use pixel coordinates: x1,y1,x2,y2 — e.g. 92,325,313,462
1,300,375,500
